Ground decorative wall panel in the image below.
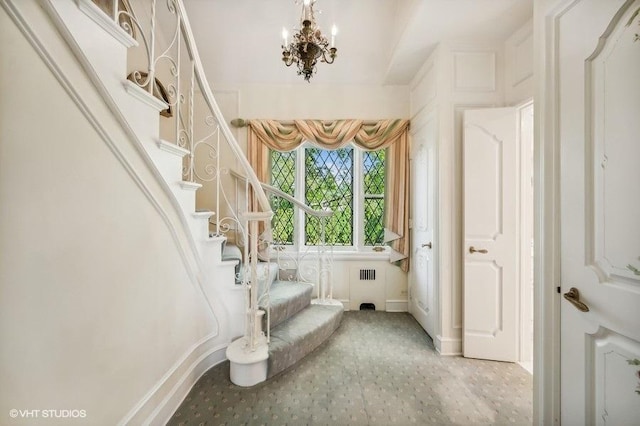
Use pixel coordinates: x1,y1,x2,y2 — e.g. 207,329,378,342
453,51,496,92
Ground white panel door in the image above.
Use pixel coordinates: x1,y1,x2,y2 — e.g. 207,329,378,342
555,0,640,423
410,113,436,339
463,107,518,362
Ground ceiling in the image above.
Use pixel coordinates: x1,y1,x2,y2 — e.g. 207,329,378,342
183,0,533,87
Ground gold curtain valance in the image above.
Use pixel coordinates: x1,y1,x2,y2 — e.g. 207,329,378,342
247,119,409,152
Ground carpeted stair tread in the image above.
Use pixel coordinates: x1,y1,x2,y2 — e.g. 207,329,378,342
268,304,343,378
261,281,313,329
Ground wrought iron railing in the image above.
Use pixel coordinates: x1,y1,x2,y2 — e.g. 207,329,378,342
229,170,337,305
102,0,273,352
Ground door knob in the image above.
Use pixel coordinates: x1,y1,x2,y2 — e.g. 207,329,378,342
422,242,432,249
563,287,589,312
469,246,488,254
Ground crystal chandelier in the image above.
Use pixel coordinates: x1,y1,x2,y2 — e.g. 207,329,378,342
281,0,337,82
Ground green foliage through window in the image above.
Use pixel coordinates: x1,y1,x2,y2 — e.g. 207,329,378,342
305,148,353,245
270,150,296,244
363,150,385,245
269,145,385,247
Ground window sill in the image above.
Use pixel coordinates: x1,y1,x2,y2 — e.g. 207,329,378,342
329,251,391,261
270,247,391,261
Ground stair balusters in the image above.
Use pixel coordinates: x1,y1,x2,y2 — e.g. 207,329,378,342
109,0,273,353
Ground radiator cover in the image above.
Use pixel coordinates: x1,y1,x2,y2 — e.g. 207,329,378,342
349,265,385,311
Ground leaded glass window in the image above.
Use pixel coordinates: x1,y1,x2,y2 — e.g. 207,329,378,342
305,147,353,245
269,144,385,249
363,150,385,245
270,150,296,244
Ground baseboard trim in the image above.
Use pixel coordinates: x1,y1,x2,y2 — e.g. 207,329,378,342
435,335,462,356
385,299,408,312
119,334,228,425
336,299,409,312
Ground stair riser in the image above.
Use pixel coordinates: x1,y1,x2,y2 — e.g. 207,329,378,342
145,148,185,184
50,1,163,143
264,283,313,330
51,0,129,80
188,218,211,244
173,184,197,213
267,305,343,379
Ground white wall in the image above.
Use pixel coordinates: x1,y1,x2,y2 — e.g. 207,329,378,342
504,20,534,105
292,256,408,312
0,6,217,424
236,84,410,120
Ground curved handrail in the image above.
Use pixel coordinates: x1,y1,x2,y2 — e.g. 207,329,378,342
173,0,275,353
229,169,333,218
116,0,274,354
175,1,272,220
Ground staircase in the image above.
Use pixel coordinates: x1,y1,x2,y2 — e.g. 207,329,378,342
224,250,343,384
33,0,343,389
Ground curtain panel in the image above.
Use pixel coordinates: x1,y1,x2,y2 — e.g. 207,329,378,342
247,119,410,272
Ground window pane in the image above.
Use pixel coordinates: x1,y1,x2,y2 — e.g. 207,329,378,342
305,147,353,245
270,150,296,245
364,198,384,245
363,150,385,195
363,150,385,245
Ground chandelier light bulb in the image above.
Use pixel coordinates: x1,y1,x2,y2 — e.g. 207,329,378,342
282,27,288,45
331,24,337,47
303,0,311,20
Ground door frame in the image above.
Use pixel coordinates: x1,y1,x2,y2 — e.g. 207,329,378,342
516,99,535,369
534,0,574,424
